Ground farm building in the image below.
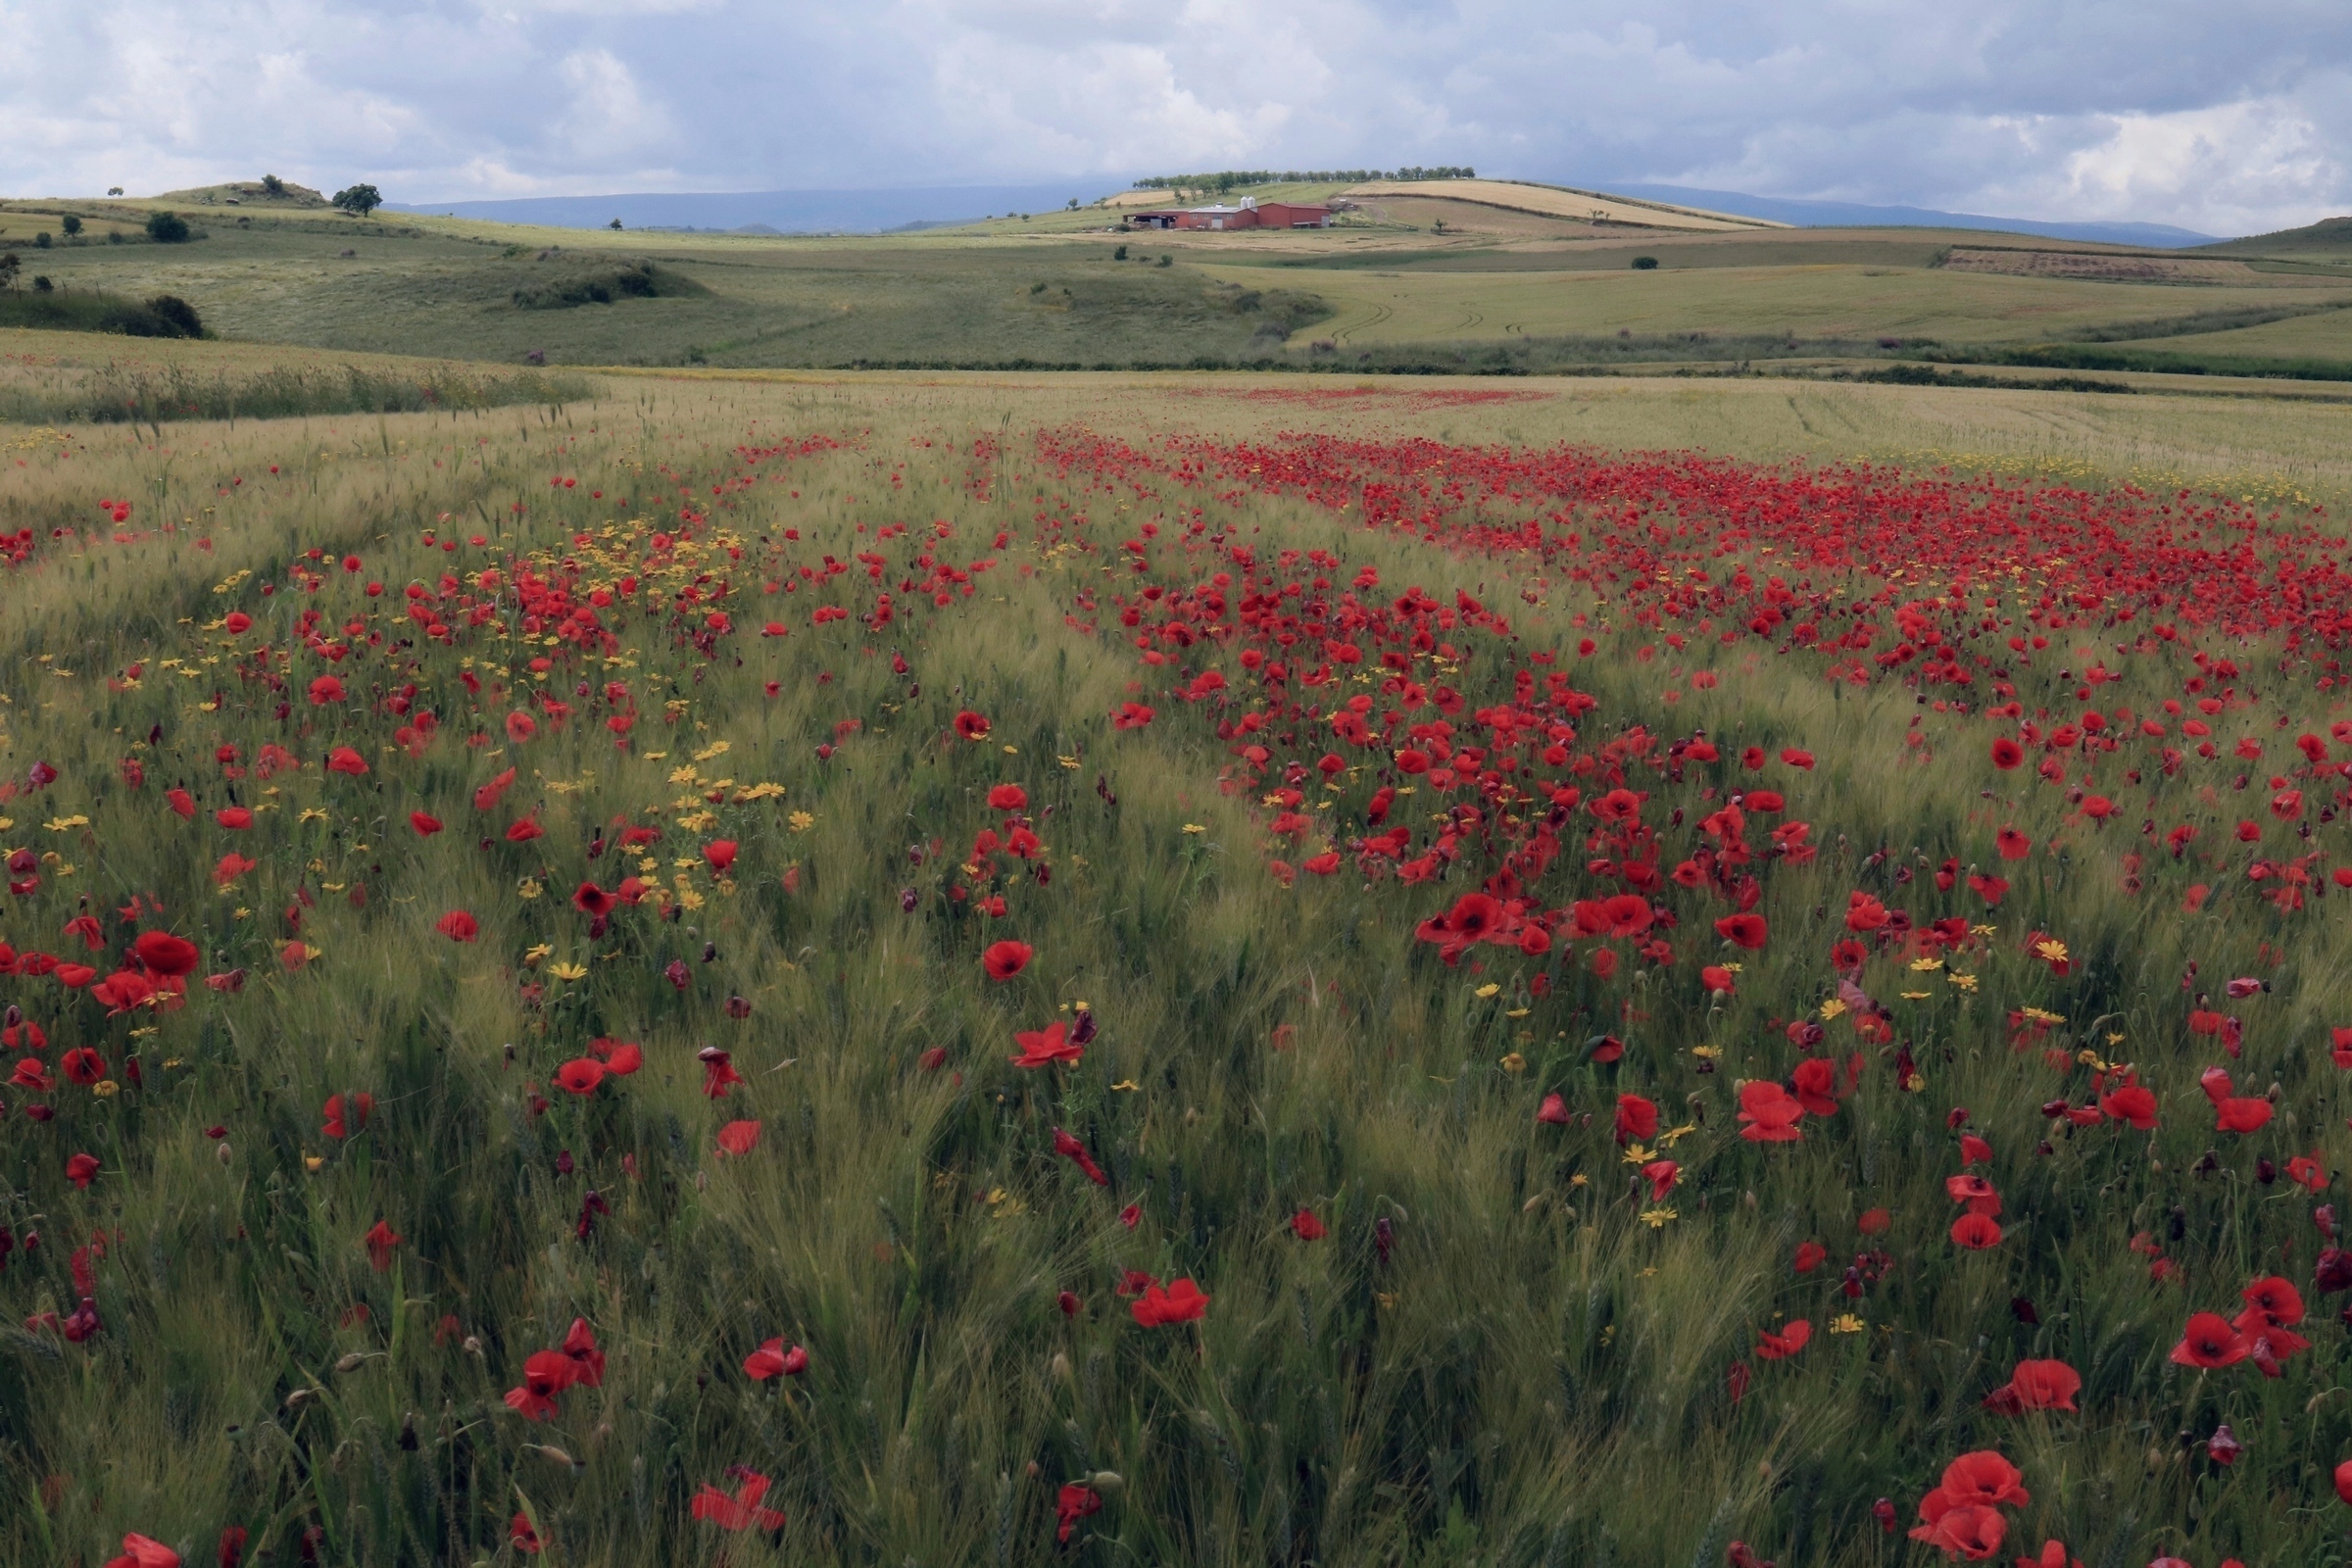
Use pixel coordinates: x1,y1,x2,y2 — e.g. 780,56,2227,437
1127,196,1333,231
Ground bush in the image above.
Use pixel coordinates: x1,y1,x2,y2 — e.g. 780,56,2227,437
61,215,82,236
145,295,204,337
145,211,191,244
0,287,204,338
34,232,51,249
1631,255,1659,270
507,260,706,311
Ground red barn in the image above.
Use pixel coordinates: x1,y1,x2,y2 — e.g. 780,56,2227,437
1127,196,1333,231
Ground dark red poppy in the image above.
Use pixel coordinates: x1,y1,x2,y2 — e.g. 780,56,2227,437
983,940,1032,981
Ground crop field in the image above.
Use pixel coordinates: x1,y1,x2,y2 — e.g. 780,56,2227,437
7,352,2352,1568
1194,262,2352,351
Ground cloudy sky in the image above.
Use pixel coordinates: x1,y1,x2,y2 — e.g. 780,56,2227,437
2,0,2345,235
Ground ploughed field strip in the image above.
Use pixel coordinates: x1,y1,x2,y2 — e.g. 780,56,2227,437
8,392,2352,1567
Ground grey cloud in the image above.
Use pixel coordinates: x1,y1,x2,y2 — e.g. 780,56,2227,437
1,0,2343,233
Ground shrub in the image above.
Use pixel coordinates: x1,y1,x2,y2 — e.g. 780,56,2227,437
145,295,204,337
34,232,51,249
145,211,191,243
61,215,81,236
507,260,704,311
1631,255,1659,270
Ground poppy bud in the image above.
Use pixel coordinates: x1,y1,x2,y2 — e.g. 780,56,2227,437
1872,1497,1896,1534
218,1142,233,1166
703,942,718,963
2257,1157,2278,1185
2318,1249,2352,1294
2207,1424,2242,1465
336,1351,371,1373
1057,1291,1080,1317
2321,1204,2340,1240
901,887,919,912
1088,1471,1124,1494
726,995,752,1018
398,1412,419,1450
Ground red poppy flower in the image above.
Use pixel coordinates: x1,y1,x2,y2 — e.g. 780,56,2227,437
1950,1213,2003,1250
1536,1093,1569,1125
1009,1021,1081,1068
364,1219,401,1272
1640,1159,1679,1202
1713,912,1768,950
66,1152,100,1188
1112,703,1155,729
1909,1503,2006,1560
572,881,616,917
326,746,368,776
1790,1057,1839,1116
1994,827,2031,860
1990,738,2024,769
131,931,200,977
561,1318,605,1386
2217,1096,2273,1133
743,1337,808,1379
2170,1311,2249,1368
1925,1449,2031,1513
61,1048,105,1085
1292,1207,1326,1240
1055,1482,1103,1544
1598,1096,1655,1150
953,710,992,741
2098,1085,2158,1130
691,1470,785,1532
982,940,1032,980
2240,1275,2305,1327
2018,1542,2084,1568
167,788,196,819
505,711,537,744
703,839,739,874
1754,1319,1810,1358
555,1058,606,1096
717,1120,761,1155
1052,1126,1108,1185
436,910,477,942
1793,1241,1827,1273
1131,1277,1210,1326
509,1514,542,1554
216,807,253,830
101,1535,181,1568
699,1047,744,1099
322,1092,373,1139
988,783,1028,810
1989,1357,2080,1412
505,816,544,844
599,1041,643,1074
1738,1080,1804,1143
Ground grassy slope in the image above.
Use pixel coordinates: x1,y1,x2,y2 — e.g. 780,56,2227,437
2,197,2350,377
4,361,2352,1567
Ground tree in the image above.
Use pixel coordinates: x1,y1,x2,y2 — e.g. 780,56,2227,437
332,184,383,217
0,253,18,291
145,211,190,243
61,215,81,237
609,218,623,230
262,174,285,196
107,186,123,196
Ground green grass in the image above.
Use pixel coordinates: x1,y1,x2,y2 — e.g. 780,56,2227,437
3,359,2352,1563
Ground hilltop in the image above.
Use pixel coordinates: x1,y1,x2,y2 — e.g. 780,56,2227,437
157,176,331,209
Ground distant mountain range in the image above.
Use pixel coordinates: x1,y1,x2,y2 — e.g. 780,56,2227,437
388,178,2228,249
384,185,1100,234
1605,184,2220,248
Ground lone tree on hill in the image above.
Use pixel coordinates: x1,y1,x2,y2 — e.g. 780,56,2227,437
262,174,286,196
332,184,383,217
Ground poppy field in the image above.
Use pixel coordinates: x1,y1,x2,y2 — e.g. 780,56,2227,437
8,370,2352,1568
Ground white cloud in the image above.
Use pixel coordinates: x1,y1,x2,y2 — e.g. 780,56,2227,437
0,0,2344,233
